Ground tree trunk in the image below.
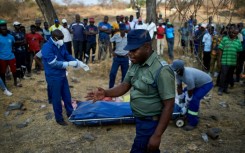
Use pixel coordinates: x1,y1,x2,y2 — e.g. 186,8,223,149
35,0,58,25
130,0,136,9
146,0,157,23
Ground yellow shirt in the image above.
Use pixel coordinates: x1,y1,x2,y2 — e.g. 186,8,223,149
49,25,64,32
111,22,119,34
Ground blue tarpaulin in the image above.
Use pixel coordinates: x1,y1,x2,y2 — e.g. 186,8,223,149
69,101,135,126
69,100,183,126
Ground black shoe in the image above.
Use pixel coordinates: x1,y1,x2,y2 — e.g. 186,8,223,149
223,90,229,94
218,91,223,96
57,121,68,126
182,125,196,131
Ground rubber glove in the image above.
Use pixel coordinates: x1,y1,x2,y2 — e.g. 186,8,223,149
63,61,78,68
68,61,78,67
76,60,90,71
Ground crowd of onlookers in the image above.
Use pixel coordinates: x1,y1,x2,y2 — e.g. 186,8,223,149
0,13,244,97
178,15,245,96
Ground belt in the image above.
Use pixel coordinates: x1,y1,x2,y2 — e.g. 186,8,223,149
137,115,160,121
115,54,128,58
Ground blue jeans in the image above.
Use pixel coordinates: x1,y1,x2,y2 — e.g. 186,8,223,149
46,76,73,122
187,82,213,126
166,38,174,60
130,117,160,153
0,78,6,91
109,56,129,88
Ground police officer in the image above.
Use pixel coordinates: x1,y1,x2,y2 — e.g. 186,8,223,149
86,29,175,153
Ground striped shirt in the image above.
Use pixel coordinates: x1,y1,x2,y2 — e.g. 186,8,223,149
218,36,242,66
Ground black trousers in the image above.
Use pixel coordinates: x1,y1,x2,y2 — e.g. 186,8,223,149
14,52,26,78
26,51,35,73
203,51,211,72
236,51,245,81
65,41,72,55
85,42,96,63
73,40,83,60
218,65,235,92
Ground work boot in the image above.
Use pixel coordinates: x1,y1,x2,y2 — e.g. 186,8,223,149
182,125,196,131
56,121,68,126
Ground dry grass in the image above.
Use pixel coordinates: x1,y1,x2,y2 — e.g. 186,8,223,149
0,3,245,153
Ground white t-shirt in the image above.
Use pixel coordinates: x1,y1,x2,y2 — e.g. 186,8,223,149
202,33,212,52
147,22,157,39
135,23,147,30
62,28,72,43
129,21,136,30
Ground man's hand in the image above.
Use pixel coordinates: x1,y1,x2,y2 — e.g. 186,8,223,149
147,134,161,152
85,87,106,102
177,93,185,101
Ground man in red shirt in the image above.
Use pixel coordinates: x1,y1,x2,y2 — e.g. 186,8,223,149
156,19,165,57
25,25,43,76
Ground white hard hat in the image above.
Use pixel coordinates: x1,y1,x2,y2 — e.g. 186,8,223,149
62,19,67,23
13,21,21,26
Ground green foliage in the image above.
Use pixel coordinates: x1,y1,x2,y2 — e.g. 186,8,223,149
233,0,245,9
136,0,146,6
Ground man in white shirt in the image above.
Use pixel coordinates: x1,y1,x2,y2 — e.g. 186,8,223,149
109,23,129,88
146,20,157,39
62,19,72,55
202,27,212,73
134,17,147,30
129,15,136,30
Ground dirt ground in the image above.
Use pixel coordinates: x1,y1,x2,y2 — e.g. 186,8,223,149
0,52,245,153
1,4,245,153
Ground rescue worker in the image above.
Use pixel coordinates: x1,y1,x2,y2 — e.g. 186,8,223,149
41,29,89,126
171,59,213,131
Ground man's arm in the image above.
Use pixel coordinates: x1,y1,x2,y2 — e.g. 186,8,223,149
177,84,183,95
147,98,175,152
187,89,194,98
105,82,131,97
34,55,43,69
85,82,131,102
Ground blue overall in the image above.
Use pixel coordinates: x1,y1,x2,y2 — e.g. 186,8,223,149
186,82,213,126
42,38,75,122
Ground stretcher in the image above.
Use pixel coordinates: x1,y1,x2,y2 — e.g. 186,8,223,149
69,100,185,128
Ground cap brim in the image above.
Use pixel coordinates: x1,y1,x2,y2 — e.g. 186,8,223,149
170,64,178,71
169,64,175,70
124,43,142,51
